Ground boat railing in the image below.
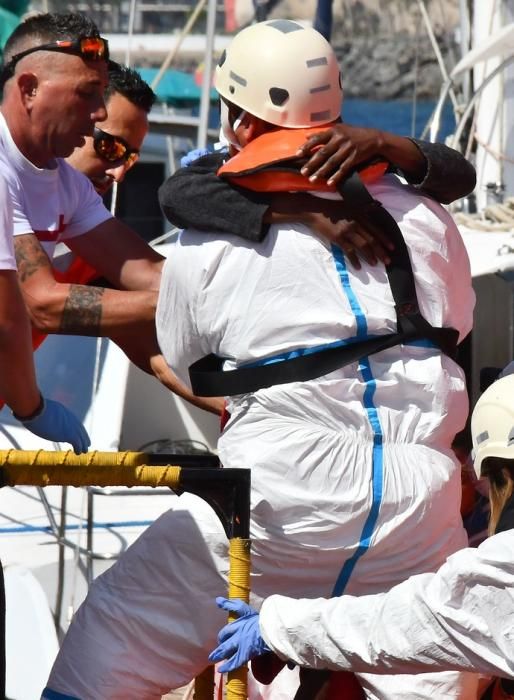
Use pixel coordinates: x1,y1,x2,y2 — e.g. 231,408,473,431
0,449,251,700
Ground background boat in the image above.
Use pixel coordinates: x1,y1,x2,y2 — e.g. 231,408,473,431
420,0,514,404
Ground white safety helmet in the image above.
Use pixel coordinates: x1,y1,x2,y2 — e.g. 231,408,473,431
214,19,343,128
471,373,514,479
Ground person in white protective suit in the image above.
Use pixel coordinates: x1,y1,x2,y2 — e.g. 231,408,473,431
43,20,477,700
210,374,514,697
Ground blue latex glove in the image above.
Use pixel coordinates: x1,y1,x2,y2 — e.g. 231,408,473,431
18,396,90,454
208,597,270,673
180,147,213,167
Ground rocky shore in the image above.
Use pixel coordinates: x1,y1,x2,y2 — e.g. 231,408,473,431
268,0,461,100
333,33,458,100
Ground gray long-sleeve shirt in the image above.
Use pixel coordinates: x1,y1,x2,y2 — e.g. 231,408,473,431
158,139,476,240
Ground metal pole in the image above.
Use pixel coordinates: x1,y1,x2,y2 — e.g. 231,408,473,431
197,0,217,149
125,0,138,68
416,0,460,115
110,0,138,218
459,0,472,104
150,0,208,92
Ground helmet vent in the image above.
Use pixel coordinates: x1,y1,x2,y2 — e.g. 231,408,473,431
310,83,331,94
269,87,289,106
476,430,489,445
311,109,332,122
306,57,328,68
229,70,247,87
508,427,514,445
218,50,226,68
267,19,303,33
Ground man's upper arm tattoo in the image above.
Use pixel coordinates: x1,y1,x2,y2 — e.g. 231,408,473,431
60,284,104,335
14,235,51,282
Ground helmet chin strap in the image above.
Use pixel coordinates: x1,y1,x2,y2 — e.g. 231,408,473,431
219,100,246,152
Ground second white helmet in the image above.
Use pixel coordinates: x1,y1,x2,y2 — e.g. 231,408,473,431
471,373,514,478
214,19,343,128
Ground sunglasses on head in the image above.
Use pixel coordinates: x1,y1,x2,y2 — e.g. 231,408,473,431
93,127,139,167
1,36,109,84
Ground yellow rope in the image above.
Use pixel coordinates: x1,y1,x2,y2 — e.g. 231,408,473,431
228,538,251,604
227,538,251,700
2,463,182,488
0,449,147,467
0,450,181,489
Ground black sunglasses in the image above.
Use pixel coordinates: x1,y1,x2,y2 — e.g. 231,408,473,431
93,127,139,166
1,36,109,84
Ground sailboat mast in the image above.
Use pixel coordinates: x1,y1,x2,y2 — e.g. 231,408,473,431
472,0,514,208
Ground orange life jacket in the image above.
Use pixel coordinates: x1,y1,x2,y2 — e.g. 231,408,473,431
217,126,388,192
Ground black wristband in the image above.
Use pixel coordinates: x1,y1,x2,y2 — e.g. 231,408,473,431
13,394,45,422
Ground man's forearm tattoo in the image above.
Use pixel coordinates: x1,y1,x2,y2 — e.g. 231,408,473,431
14,235,51,282
60,285,104,335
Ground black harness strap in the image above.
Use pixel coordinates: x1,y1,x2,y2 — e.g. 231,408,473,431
189,173,459,397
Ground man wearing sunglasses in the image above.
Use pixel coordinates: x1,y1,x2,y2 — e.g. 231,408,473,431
0,12,225,416
66,61,153,197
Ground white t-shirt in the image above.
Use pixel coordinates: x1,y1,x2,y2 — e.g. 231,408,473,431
0,112,112,260
0,167,16,270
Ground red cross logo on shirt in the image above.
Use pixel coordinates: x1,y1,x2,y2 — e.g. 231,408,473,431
34,214,66,241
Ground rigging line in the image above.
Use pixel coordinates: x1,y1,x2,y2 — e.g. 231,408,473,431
415,0,460,115
54,485,67,634
451,56,514,152
150,0,208,92
436,0,458,70
67,485,88,625
472,133,514,165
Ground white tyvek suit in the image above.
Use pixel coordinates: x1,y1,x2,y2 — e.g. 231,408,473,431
259,529,514,680
45,175,477,700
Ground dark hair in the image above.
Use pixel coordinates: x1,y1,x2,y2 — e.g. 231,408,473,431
3,12,100,63
482,457,514,535
106,61,156,114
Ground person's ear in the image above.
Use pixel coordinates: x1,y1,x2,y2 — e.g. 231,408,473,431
18,72,38,104
240,113,266,144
